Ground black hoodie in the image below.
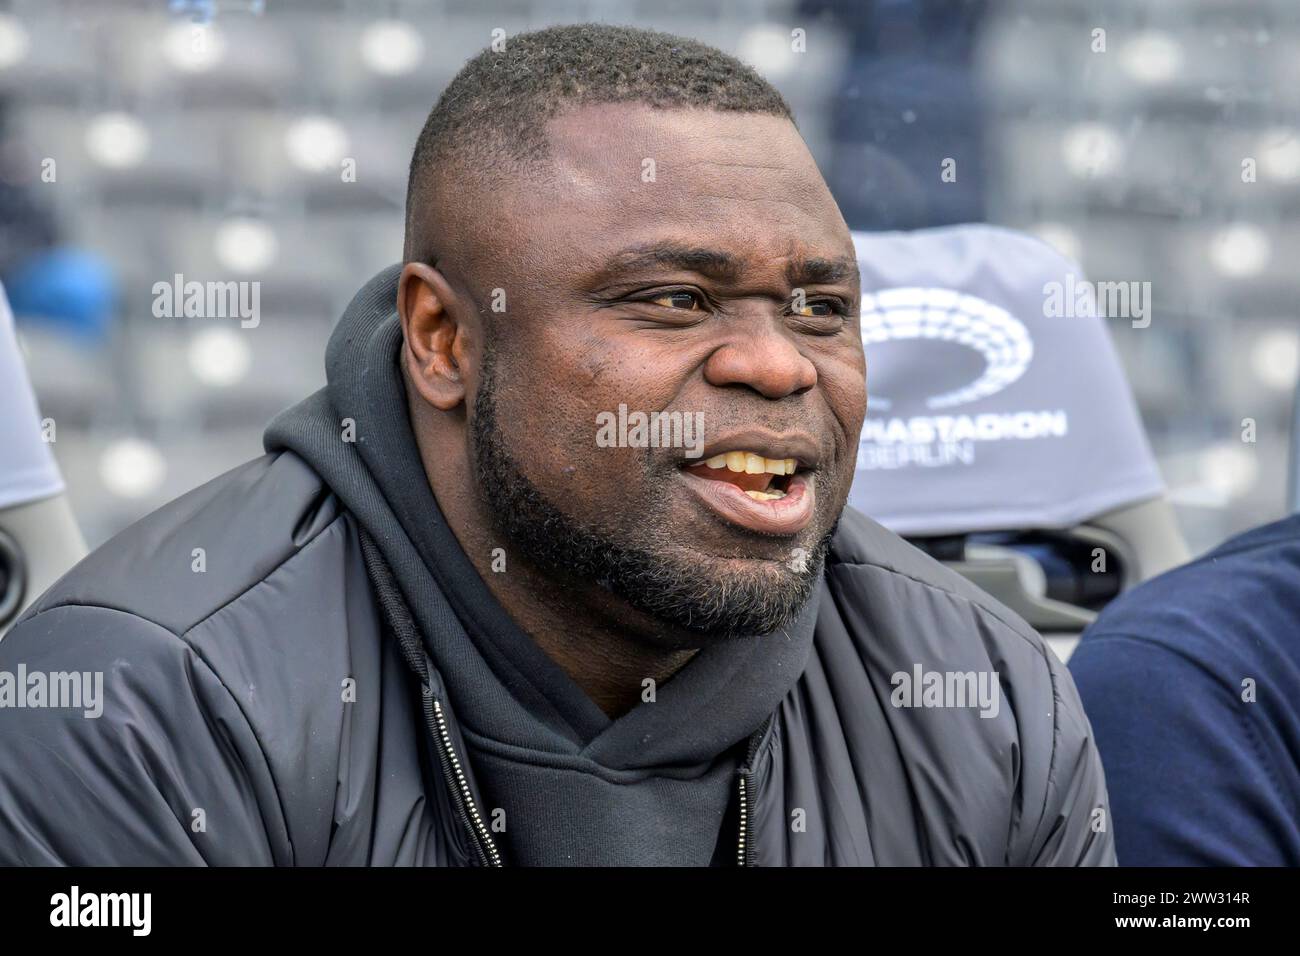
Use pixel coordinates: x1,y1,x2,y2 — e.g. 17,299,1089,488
264,265,818,865
0,265,1115,867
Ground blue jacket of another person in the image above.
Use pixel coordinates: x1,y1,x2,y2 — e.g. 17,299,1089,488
1070,515,1300,865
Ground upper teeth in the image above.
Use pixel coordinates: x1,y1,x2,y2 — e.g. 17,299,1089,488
703,452,797,475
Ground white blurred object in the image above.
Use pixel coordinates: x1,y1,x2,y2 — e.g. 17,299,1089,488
0,287,63,511
1259,129,1300,181
214,218,278,273
1061,123,1124,178
285,116,351,173
360,20,424,75
99,439,167,500
1200,444,1259,500
1120,32,1183,84
85,113,150,169
189,328,252,387
163,22,225,73
0,13,29,70
737,25,800,80
1209,224,1271,277
1251,329,1300,391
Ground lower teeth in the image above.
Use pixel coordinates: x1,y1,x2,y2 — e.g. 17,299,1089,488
744,489,786,501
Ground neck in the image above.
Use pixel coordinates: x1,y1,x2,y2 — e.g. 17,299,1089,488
412,419,697,719
470,552,699,718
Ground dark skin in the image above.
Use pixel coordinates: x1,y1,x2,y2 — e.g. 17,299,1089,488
399,103,866,717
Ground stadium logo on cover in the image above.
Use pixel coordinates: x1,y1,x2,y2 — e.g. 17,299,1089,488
859,287,1068,470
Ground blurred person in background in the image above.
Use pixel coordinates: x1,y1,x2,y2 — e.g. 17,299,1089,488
1070,513,1300,865
798,0,989,229
0,96,115,343
0,25,1112,867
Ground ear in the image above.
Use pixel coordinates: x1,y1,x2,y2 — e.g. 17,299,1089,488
398,261,471,411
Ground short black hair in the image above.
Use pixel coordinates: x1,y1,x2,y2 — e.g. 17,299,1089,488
403,23,795,261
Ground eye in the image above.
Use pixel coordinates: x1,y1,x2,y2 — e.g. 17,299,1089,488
791,299,841,318
649,290,704,311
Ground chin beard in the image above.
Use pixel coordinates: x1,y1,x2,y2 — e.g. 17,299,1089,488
470,352,832,640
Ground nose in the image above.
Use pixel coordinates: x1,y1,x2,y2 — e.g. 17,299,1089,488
702,323,818,400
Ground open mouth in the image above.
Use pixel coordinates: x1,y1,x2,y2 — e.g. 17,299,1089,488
676,446,818,536
682,452,800,500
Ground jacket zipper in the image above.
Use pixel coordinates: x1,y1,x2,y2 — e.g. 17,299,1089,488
736,775,750,866
421,688,502,867
357,530,503,867
736,716,772,867
425,675,769,868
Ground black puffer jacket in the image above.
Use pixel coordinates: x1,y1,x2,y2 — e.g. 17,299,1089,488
0,270,1115,867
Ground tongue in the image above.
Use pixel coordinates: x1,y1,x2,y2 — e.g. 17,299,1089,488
686,463,773,493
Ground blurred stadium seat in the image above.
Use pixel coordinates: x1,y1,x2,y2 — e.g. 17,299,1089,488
0,282,86,635
849,224,1189,660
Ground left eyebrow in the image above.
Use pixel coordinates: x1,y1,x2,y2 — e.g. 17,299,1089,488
787,256,858,287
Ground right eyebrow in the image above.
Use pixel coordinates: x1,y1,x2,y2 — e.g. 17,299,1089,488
599,242,743,282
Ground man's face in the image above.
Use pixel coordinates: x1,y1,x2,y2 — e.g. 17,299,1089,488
454,103,865,640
